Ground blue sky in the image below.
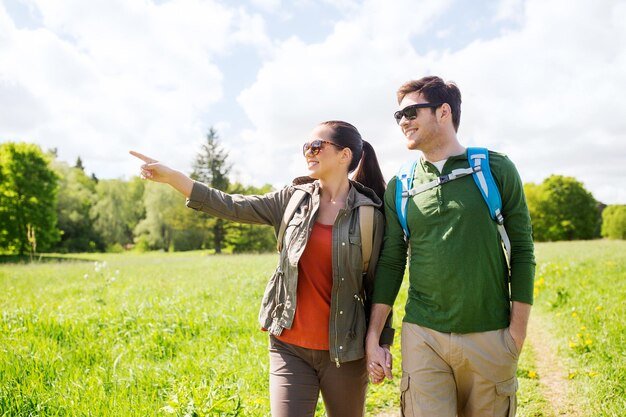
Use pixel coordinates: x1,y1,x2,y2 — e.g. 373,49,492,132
1,0,624,204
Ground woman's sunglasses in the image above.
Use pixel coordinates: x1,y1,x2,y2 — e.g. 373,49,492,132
302,139,344,156
393,102,442,125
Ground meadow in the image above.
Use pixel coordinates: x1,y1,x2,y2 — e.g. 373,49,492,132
1,240,624,416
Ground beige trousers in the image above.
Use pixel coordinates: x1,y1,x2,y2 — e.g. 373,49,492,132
400,323,520,417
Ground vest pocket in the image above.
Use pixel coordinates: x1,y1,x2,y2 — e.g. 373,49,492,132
349,294,366,340
259,269,284,330
285,217,304,266
348,235,363,273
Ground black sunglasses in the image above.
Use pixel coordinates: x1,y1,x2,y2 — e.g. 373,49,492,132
303,139,344,156
393,102,442,124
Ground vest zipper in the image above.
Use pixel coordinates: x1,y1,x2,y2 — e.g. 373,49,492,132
334,272,341,368
333,208,346,368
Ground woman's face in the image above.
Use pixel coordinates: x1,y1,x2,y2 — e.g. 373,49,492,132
303,125,348,180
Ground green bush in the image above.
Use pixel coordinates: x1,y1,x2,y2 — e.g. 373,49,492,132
601,205,626,240
525,175,599,241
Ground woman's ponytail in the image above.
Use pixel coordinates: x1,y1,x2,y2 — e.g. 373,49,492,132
321,121,386,202
352,140,386,202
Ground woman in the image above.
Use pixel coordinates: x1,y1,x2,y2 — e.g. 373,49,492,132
130,120,393,417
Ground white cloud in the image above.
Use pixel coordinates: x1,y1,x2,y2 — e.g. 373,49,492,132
494,0,525,23
235,0,626,203
1,0,624,205
250,0,282,13
430,0,626,203
236,0,453,186
0,0,269,178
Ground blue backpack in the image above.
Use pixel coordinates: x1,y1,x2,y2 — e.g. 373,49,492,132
395,147,511,262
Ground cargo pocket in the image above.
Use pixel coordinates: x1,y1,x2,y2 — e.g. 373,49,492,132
503,328,521,359
400,373,414,417
495,376,518,417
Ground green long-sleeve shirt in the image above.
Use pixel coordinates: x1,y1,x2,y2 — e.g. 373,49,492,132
372,150,535,333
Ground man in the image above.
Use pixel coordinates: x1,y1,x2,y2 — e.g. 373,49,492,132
365,76,535,417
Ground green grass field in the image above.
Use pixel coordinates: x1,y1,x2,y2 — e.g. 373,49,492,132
530,240,626,416
1,240,625,416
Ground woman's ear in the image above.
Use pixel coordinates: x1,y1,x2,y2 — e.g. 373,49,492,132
341,147,353,165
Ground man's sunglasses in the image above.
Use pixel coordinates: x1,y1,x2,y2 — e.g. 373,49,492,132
303,139,344,156
393,102,442,124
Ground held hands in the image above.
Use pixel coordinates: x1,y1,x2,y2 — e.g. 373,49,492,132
366,338,393,385
129,151,175,183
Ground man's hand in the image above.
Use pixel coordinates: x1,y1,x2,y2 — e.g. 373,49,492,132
508,326,526,353
366,339,393,384
509,301,532,353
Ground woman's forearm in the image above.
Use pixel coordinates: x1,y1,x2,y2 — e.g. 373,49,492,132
167,169,194,198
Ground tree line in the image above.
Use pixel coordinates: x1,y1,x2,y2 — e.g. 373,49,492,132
1,131,625,256
0,129,276,256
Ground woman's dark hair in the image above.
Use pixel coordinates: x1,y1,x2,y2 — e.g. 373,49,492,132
321,121,386,202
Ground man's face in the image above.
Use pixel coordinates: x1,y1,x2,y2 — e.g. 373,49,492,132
397,92,440,151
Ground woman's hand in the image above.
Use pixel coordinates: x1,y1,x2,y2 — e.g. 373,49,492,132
129,150,194,197
129,151,176,183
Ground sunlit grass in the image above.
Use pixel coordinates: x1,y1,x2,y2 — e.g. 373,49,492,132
1,252,274,416
532,240,626,417
1,241,624,416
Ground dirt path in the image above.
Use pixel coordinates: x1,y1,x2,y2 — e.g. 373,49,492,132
526,314,582,416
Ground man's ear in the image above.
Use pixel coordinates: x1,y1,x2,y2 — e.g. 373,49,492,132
439,103,452,124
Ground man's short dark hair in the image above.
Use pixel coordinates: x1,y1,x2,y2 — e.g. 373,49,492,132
397,76,462,132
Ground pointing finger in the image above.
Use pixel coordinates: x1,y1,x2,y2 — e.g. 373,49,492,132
129,150,157,164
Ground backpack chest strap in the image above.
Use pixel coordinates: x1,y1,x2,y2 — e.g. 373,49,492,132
403,166,480,198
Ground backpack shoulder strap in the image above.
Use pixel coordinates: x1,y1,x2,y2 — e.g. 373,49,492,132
359,205,374,274
277,189,307,252
395,160,418,240
467,148,503,222
467,147,511,263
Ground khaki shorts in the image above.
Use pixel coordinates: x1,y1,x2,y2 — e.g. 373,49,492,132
400,323,520,417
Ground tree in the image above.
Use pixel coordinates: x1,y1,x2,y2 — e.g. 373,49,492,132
601,205,626,240
133,182,178,250
90,179,145,251
51,160,103,252
524,175,599,241
191,128,232,254
225,183,276,253
133,181,208,251
0,142,60,255
75,156,85,171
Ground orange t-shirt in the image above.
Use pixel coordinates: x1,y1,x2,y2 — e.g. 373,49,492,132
276,222,333,350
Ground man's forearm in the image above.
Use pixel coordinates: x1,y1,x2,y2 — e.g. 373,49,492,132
510,301,531,332
509,301,532,350
366,303,392,346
